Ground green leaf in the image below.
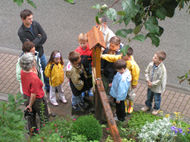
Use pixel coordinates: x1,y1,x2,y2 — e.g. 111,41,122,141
14,0,24,6
185,73,188,78
113,17,124,24
156,26,164,37
177,75,185,80
155,7,167,20
95,16,100,24
133,24,142,35
147,33,160,47
117,11,126,16
64,0,75,4
145,17,159,34
123,16,130,26
122,0,139,18
120,45,130,56
116,29,133,38
26,0,36,8
106,8,117,21
132,34,146,42
92,4,101,10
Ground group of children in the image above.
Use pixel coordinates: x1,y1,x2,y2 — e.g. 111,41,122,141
17,16,167,122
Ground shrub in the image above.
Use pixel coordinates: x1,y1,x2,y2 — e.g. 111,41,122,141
0,94,26,142
31,118,88,142
138,117,176,142
72,115,102,141
127,111,162,133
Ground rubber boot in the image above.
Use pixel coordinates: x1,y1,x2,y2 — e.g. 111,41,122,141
128,100,134,114
124,100,128,113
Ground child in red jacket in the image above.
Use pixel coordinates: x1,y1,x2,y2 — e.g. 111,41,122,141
75,33,93,108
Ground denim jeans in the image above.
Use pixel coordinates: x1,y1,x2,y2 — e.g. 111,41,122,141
40,54,49,91
145,88,161,110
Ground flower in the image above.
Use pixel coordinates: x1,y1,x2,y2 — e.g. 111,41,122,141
165,114,170,118
171,126,178,134
172,121,176,126
73,118,76,121
187,128,190,134
178,128,183,134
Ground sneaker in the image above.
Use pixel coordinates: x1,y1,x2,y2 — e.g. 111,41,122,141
60,96,67,104
78,102,88,110
72,104,81,111
141,106,150,112
152,109,160,115
51,101,59,106
128,101,134,114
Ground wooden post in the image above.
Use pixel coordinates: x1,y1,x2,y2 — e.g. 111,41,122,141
87,26,121,142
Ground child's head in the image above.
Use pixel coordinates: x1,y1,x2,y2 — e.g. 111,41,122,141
122,47,133,61
109,36,121,52
114,59,126,74
99,16,107,24
96,16,107,26
153,51,166,65
22,41,35,55
68,51,81,67
78,33,88,49
48,50,64,65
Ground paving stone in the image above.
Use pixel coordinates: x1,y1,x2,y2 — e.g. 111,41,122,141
1,52,190,120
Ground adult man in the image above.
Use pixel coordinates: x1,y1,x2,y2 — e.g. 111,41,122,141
18,9,49,92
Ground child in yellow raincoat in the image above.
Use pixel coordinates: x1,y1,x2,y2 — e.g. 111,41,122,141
101,46,140,114
45,50,67,106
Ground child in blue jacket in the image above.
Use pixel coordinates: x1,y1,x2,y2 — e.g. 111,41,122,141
110,59,131,121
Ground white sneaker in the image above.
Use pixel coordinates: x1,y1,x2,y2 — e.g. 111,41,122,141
141,106,150,112
152,109,160,115
60,96,67,104
51,101,59,106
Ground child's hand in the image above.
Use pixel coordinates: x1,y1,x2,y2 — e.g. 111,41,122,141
108,83,112,87
116,100,120,104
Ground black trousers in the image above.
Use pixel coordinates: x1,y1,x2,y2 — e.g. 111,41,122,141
24,95,49,133
114,99,126,121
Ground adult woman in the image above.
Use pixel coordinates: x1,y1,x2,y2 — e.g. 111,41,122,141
20,53,49,135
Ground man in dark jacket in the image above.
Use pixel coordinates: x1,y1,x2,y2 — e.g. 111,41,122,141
18,9,49,92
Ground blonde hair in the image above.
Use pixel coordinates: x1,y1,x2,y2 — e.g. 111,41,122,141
78,33,88,42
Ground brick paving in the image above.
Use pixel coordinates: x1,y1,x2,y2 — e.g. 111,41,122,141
0,52,190,119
